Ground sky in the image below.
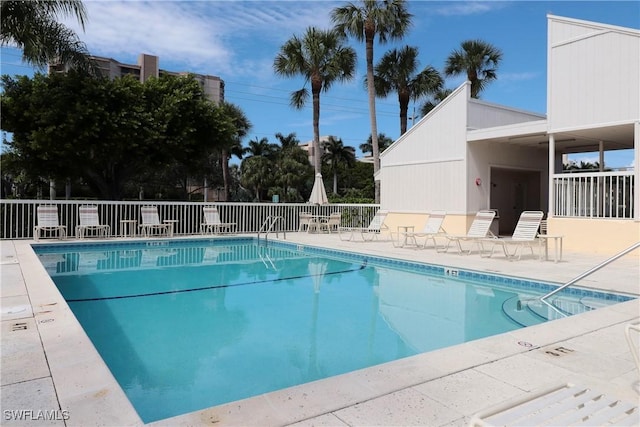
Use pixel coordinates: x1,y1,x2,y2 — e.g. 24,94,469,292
1,0,639,167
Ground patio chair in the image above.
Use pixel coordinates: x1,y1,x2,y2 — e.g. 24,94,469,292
75,205,111,239
437,210,496,254
298,212,312,232
319,212,342,233
139,206,173,237
201,206,236,235
338,210,389,241
481,211,544,260
470,382,639,426
34,205,67,241
391,210,447,248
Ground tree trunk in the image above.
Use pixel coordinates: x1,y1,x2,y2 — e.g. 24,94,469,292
312,77,322,174
221,148,231,201
365,31,380,203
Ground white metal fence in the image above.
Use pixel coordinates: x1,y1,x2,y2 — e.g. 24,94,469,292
0,200,380,240
553,171,635,218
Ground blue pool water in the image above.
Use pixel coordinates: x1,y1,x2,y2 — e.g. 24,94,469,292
34,238,634,423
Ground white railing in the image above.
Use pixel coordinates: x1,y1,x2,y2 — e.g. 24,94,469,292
553,170,634,219
0,200,380,240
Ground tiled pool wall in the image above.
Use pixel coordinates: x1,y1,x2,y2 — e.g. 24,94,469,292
32,237,636,305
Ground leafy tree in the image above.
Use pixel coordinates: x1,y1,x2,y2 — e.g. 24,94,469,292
240,156,273,201
1,72,229,199
359,133,394,156
444,39,502,98
419,88,453,116
274,26,356,174
332,0,412,203
322,136,356,194
372,45,443,134
1,0,94,72
271,132,313,201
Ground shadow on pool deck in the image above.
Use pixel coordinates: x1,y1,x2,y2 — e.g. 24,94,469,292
1,235,638,426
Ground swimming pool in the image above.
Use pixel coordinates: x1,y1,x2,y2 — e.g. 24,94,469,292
34,238,634,423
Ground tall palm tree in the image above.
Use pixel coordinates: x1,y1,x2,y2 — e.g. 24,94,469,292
332,0,412,203
372,45,443,134
274,27,356,174
419,88,453,117
1,0,94,72
218,102,251,200
359,133,394,156
322,136,356,194
444,39,502,98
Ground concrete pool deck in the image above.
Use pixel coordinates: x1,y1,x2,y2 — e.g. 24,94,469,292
1,234,639,426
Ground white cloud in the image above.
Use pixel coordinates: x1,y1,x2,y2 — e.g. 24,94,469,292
66,1,337,76
432,1,508,16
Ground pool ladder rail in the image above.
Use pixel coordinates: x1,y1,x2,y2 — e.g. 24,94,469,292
258,215,286,242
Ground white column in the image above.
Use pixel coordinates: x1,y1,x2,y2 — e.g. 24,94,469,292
548,134,555,218
635,122,639,221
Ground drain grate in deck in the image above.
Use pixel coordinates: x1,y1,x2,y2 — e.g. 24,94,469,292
11,322,28,331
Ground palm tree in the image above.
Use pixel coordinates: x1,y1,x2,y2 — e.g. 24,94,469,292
419,88,453,117
359,133,394,156
444,39,502,98
218,102,251,201
372,45,443,134
1,0,94,72
332,0,412,203
275,132,300,151
274,27,356,175
322,136,356,194
243,137,279,161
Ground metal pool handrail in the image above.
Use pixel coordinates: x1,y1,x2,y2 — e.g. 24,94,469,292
540,241,640,302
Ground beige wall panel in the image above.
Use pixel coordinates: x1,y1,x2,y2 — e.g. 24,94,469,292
549,218,640,257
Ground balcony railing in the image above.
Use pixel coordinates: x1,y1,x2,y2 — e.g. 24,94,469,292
0,200,380,240
553,170,635,219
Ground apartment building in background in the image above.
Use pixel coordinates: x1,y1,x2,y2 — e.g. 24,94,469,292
50,53,225,104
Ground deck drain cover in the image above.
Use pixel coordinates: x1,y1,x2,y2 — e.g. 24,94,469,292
543,346,574,357
11,322,28,331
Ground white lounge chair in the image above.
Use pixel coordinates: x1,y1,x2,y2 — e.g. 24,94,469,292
481,211,544,260
75,205,110,239
391,210,447,248
338,210,389,241
470,383,639,426
139,206,173,237
438,210,496,254
34,205,67,241
201,206,236,234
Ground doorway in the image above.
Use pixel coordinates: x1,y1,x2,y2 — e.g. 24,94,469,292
489,168,541,235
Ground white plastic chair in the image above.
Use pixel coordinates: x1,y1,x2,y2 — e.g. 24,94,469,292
201,206,236,234
34,205,67,241
391,210,447,248
76,205,110,239
139,206,172,237
438,210,496,254
482,211,544,260
339,210,389,241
